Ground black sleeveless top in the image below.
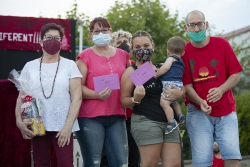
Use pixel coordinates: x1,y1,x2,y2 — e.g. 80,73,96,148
132,63,168,123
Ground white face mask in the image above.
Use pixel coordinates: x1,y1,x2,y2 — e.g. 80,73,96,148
92,32,111,46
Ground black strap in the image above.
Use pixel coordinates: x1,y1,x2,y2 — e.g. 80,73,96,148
131,62,161,70
153,62,162,69
131,64,137,70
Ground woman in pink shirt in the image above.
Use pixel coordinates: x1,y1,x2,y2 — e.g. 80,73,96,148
75,17,130,166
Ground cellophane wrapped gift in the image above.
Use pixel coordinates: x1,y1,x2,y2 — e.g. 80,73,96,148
8,69,45,136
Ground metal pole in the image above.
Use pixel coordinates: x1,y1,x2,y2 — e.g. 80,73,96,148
76,151,80,167
77,19,84,53
31,143,34,167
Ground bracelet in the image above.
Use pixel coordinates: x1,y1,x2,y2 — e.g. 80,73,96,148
132,97,141,105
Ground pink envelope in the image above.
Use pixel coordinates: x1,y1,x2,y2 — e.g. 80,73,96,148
129,62,156,86
93,73,120,92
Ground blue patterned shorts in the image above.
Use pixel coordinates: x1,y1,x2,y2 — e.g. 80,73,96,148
161,81,183,103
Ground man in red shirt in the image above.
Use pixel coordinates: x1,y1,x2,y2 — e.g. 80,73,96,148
182,10,242,167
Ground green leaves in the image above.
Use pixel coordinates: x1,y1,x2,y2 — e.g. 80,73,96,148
229,34,250,92
235,93,250,155
61,0,190,60
63,1,92,56
106,0,188,62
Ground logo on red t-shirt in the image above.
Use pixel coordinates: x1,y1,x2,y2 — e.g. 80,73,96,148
190,59,219,85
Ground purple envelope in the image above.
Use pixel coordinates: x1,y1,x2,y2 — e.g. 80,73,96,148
129,61,156,86
93,73,120,92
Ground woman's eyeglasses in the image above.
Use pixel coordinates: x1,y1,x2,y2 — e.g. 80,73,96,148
91,28,110,35
44,34,61,41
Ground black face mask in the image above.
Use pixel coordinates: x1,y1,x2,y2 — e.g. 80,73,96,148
117,41,130,53
132,48,154,63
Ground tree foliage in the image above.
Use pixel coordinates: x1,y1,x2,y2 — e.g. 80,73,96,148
179,99,191,160
105,0,188,62
230,35,250,92
58,1,92,55
234,92,250,155
230,34,250,155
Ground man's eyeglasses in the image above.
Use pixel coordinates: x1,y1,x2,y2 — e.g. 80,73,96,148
44,34,61,41
186,22,206,29
91,28,110,35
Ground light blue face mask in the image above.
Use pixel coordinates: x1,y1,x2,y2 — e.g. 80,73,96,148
188,29,206,43
92,33,111,46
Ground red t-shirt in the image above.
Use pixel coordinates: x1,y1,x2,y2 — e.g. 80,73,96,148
212,154,224,167
182,36,243,117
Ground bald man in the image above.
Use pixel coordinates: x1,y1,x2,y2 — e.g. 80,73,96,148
182,10,242,167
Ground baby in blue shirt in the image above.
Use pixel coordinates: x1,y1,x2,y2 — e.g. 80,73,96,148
155,37,186,134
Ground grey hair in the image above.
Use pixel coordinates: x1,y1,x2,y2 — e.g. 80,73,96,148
109,29,132,46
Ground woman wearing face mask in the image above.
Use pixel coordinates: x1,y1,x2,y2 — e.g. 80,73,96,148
15,23,82,166
120,30,185,167
110,29,132,53
75,17,130,166
100,29,140,167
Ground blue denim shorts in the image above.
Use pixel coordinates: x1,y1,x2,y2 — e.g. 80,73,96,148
186,103,242,167
161,81,183,103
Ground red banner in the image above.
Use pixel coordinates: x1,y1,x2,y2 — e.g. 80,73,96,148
0,16,71,52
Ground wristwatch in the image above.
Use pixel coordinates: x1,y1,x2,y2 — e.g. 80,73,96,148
132,97,141,105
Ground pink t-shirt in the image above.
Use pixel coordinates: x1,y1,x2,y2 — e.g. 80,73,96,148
77,48,130,118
